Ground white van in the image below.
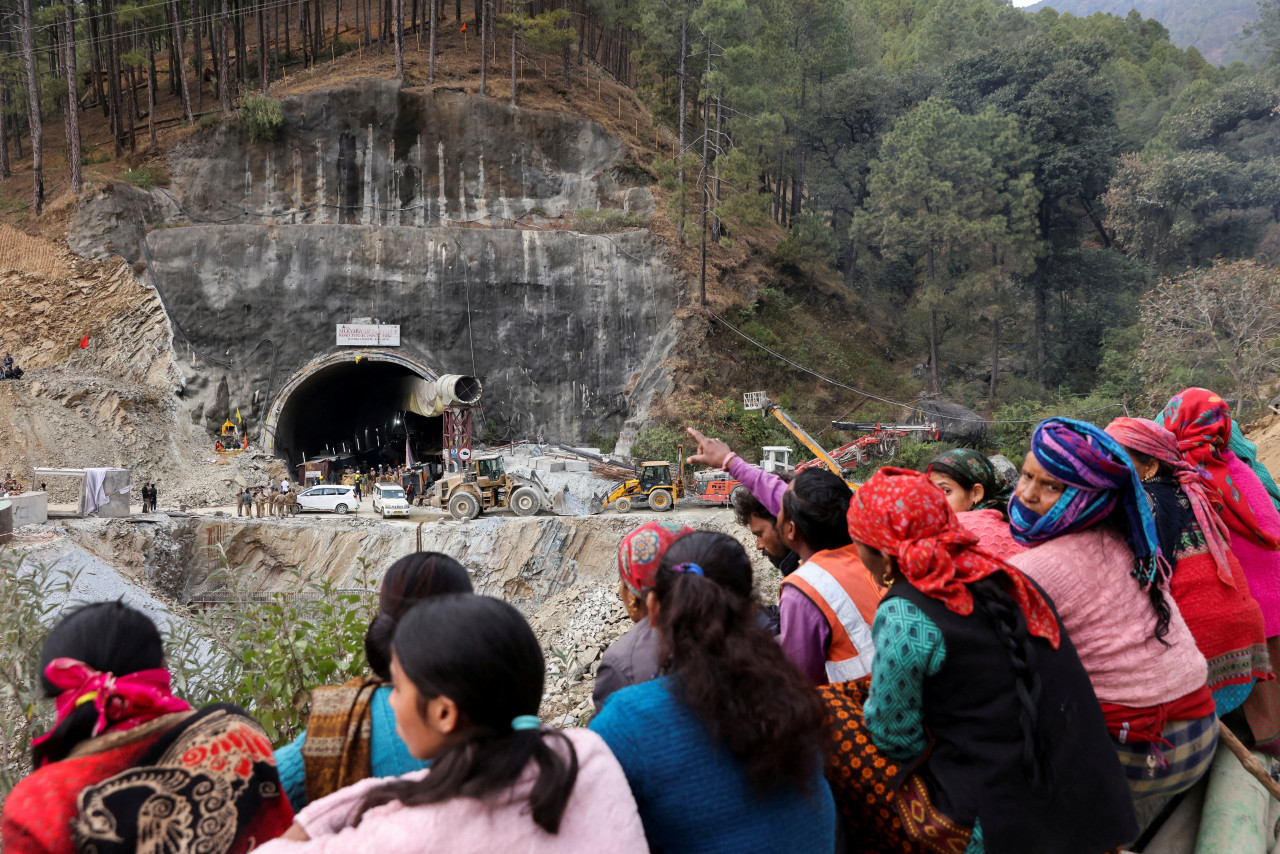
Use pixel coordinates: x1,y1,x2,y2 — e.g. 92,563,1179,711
372,483,411,518
296,484,361,514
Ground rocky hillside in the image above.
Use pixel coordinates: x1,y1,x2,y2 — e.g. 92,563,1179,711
0,224,287,505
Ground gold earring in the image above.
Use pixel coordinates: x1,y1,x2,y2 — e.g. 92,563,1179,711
883,570,896,589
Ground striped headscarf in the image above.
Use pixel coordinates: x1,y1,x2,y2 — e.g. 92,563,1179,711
849,467,1059,647
1105,417,1235,586
1159,388,1280,551
1010,417,1163,586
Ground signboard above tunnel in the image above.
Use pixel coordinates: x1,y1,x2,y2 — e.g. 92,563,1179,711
336,324,400,346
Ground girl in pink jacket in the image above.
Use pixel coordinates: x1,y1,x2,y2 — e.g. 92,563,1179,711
256,595,648,854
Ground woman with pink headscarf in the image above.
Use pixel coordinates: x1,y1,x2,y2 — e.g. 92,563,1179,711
1106,416,1272,717
1160,388,1280,748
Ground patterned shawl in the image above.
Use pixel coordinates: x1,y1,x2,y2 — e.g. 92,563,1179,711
1009,417,1164,586
71,704,293,854
1105,416,1235,586
848,467,1060,647
927,448,1014,514
1158,388,1280,550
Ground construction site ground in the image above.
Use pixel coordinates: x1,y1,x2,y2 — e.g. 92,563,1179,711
9,501,770,726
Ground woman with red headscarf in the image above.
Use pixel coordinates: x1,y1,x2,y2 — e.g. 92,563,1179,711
818,467,1135,854
1105,416,1271,717
1160,388,1280,748
593,520,694,711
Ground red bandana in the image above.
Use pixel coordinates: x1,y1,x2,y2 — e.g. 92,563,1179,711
847,467,1060,648
618,521,694,595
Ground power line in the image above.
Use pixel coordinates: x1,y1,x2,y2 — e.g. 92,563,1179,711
706,308,1126,426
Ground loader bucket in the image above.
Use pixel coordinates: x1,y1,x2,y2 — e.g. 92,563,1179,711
552,486,595,517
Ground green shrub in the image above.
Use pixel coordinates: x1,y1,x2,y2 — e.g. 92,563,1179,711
629,422,685,463
586,428,619,454
196,113,223,130
119,166,170,190
573,208,649,234
0,552,77,805
171,552,378,745
844,440,957,482
241,95,285,143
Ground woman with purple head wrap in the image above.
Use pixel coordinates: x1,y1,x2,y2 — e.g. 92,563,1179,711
1008,418,1215,808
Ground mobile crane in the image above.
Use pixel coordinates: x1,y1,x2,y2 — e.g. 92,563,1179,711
743,392,854,482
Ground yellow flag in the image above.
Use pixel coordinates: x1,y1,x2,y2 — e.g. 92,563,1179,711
236,408,242,423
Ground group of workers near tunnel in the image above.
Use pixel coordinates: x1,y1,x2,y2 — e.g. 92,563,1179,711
9,384,1280,854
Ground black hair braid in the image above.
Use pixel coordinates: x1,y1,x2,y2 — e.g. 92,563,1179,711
968,576,1048,792
1146,583,1173,647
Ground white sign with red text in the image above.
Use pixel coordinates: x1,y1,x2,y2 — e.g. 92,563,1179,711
336,324,401,346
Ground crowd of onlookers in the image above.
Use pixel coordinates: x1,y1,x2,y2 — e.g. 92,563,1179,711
6,385,1280,854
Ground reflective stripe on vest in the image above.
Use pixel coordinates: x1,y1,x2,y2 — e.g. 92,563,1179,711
782,547,884,683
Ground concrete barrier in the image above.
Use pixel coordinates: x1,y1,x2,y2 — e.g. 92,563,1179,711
0,500,11,545
8,491,48,527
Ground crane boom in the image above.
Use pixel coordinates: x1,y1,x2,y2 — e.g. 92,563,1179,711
742,392,844,476
768,406,844,476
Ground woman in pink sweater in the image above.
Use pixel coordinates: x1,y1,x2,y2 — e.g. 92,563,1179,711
255,595,648,854
1007,418,1214,808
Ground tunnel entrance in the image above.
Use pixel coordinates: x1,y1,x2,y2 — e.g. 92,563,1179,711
264,352,479,474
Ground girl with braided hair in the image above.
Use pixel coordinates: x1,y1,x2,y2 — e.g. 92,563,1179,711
819,467,1134,854
1009,417,1215,808
591,531,836,854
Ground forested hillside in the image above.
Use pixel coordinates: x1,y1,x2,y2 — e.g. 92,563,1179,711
1024,0,1258,64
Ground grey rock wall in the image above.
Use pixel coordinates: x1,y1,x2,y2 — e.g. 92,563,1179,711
70,80,681,446
147,223,678,441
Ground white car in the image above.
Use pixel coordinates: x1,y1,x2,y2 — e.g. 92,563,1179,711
296,485,361,514
372,483,411,518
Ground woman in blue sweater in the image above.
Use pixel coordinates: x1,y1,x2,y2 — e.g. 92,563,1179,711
275,552,474,811
591,532,836,853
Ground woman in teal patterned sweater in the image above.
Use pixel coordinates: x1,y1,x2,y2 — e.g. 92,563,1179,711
818,467,1136,854
274,552,474,811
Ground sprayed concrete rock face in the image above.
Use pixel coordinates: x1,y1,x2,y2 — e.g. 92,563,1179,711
70,80,679,458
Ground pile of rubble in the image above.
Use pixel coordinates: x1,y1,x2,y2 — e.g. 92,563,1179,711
532,584,634,725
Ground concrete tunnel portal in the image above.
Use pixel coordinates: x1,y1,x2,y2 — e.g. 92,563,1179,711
263,352,483,472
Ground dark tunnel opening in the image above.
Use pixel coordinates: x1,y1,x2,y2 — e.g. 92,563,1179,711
274,360,443,472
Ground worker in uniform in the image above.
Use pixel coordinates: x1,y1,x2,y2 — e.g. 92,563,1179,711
254,488,267,518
